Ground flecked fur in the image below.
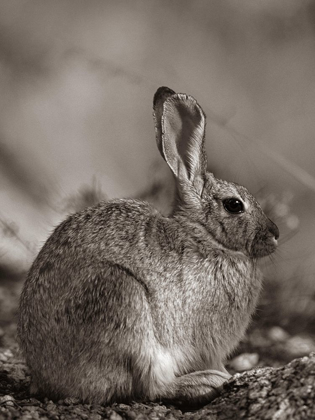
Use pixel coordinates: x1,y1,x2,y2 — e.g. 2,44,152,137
18,87,279,406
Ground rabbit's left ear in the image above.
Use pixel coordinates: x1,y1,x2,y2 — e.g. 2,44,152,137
153,87,207,191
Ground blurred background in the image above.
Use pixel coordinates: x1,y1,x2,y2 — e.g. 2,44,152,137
0,0,314,337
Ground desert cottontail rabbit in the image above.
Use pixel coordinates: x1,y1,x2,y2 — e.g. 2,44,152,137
18,87,279,406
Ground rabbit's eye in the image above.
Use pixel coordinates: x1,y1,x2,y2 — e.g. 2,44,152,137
223,198,244,214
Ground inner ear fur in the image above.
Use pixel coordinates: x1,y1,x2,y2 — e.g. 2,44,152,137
153,87,208,190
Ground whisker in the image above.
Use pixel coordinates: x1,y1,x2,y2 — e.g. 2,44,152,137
278,229,299,246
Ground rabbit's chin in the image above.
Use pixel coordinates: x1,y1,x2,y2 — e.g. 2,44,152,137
249,235,278,258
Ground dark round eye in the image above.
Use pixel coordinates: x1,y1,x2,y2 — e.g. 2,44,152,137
223,198,244,214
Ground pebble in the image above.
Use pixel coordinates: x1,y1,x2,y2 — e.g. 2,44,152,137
248,387,269,400
0,349,13,362
268,326,290,342
46,402,57,411
0,353,8,362
0,395,15,406
287,336,315,357
108,410,123,420
230,353,259,372
63,397,81,405
72,407,89,418
89,414,102,420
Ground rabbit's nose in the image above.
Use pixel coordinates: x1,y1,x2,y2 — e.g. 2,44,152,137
267,218,280,240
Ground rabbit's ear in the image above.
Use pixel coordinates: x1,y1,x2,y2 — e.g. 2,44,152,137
153,87,207,188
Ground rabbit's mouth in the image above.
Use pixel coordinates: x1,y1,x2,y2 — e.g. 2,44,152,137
250,231,279,258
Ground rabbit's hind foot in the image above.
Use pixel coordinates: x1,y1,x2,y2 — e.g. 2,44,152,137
160,369,231,407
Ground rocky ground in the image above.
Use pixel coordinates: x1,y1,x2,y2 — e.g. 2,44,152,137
0,271,315,420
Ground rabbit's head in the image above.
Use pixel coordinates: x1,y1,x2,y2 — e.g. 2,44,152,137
153,87,279,259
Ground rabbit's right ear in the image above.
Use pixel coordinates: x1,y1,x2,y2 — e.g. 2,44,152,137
153,87,207,192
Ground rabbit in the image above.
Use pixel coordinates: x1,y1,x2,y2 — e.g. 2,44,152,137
18,86,279,407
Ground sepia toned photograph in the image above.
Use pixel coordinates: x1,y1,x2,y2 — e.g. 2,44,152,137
0,1,314,419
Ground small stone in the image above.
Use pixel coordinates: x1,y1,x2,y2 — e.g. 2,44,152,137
268,326,290,342
46,402,57,411
281,367,294,380
108,410,123,420
134,414,150,420
0,353,8,362
72,407,89,418
248,387,269,400
6,406,20,416
117,404,132,410
0,348,14,362
8,364,28,381
230,353,259,372
165,414,178,420
63,396,81,405
0,395,15,405
272,399,295,419
3,349,14,357
287,336,315,357
89,414,102,420
248,402,263,415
